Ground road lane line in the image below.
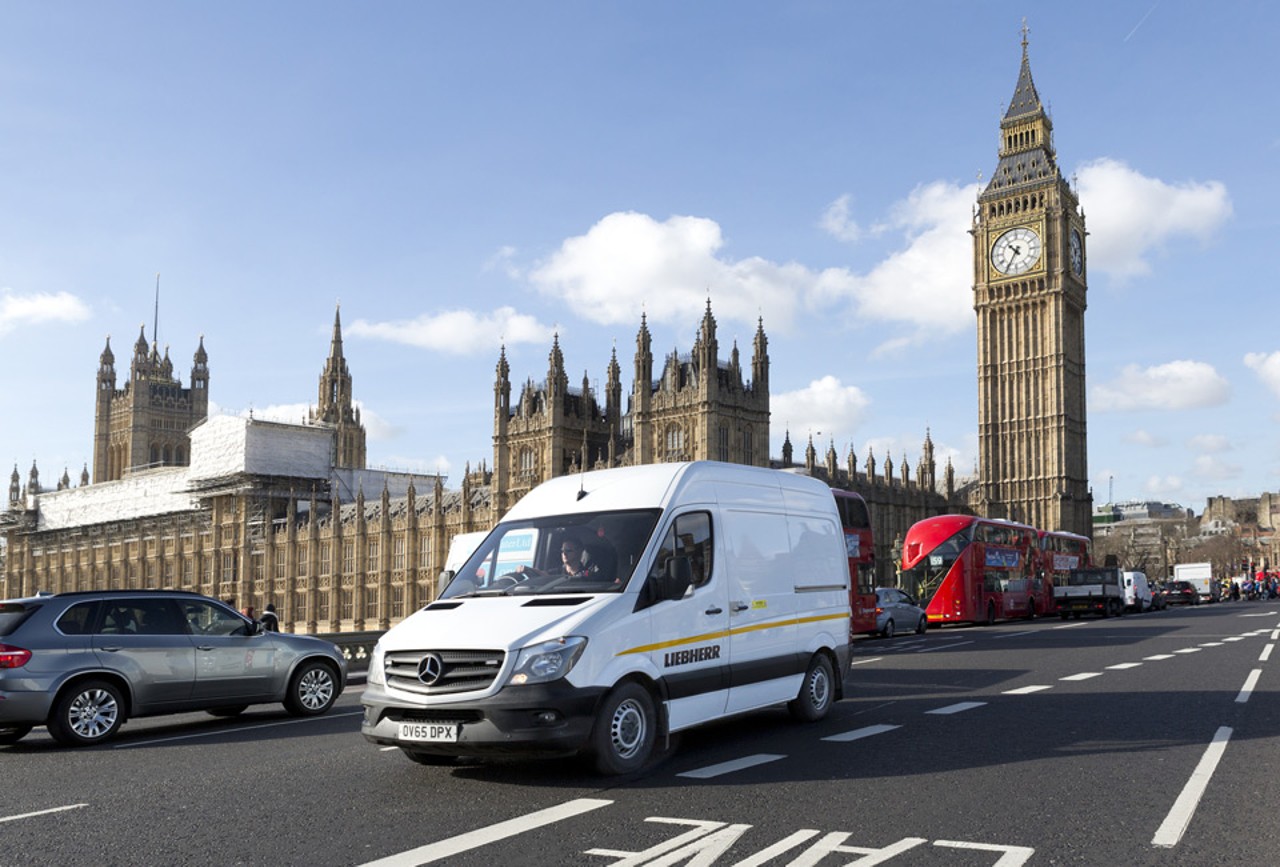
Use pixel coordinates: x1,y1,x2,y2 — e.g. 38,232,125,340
1144,654,1176,661
1222,637,1245,642
112,709,363,749
993,631,1034,640
1002,685,1052,695
823,723,901,743
1199,642,1225,648
1236,669,1262,703
1053,622,1087,629
850,657,883,666
1152,727,1232,848
927,701,986,715
1106,663,1142,670
917,640,975,654
1261,644,1274,662
677,754,786,779
1173,648,1202,654
0,804,88,824
1060,673,1101,681
358,798,613,866
935,839,1035,866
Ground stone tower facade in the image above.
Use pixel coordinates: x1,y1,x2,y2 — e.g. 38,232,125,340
92,327,210,483
973,32,1091,536
491,303,770,513
309,306,367,469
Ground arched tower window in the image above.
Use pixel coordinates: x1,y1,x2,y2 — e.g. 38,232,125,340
664,424,685,462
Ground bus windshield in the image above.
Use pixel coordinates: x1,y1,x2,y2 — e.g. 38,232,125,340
901,524,973,604
441,508,662,598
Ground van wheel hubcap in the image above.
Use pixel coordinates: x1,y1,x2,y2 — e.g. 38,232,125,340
609,699,647,759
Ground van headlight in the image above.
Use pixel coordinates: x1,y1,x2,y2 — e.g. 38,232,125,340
507,637,587,686
367,640,386,686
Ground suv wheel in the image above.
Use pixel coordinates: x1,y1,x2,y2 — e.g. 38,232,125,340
49,680,124,746
284,660,339,716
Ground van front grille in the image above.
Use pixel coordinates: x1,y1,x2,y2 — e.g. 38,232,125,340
384,649,506,695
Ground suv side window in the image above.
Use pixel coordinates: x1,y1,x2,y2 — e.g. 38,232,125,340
99,600,187,636
181,599,250,636
56,602,99,635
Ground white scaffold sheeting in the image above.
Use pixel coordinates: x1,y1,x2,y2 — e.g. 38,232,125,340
36,468,197,531
189,415,332,480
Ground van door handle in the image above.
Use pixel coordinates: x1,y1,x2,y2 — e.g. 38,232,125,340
100,646,121,652
704,607,723,615
731,602,750,612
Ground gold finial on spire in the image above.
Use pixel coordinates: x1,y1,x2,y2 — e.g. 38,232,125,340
1021,18,1030,51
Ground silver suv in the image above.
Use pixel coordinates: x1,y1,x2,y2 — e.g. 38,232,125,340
0,590,347,746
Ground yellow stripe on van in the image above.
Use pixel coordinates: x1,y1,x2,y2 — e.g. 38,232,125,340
617,611,850,656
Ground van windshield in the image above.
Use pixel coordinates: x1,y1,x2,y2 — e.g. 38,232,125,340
441,509,662,598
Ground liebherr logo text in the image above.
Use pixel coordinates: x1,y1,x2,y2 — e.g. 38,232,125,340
664,645,722,668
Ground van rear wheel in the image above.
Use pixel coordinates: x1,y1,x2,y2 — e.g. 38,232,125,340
590,683,656,775
788,653,834,722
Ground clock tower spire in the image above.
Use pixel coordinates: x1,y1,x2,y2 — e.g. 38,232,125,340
973,29,1091,537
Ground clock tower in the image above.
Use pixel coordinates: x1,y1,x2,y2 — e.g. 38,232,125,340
973,28,1091,536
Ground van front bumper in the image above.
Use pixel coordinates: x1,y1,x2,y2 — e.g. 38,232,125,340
361,681,608,757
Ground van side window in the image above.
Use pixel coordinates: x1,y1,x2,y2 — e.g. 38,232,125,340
651,512,714,588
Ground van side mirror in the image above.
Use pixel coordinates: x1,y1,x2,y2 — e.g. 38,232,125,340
660,556,694,601
437,570,455,597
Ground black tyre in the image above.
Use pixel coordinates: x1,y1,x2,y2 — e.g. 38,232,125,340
882,619,896,639
48,680,124,746
590,682,656,775
0,725,32,746
788,653,835,722
915,614,928,635
1059,612,1069,620
284,660,339,716
206,705,249,718
401,749,457,766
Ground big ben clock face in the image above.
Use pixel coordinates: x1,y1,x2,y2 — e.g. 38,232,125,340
1069,228,1083,275
991,227,1042,276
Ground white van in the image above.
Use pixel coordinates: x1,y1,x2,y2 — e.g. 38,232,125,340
361,461,852,774
1123,571,1152,612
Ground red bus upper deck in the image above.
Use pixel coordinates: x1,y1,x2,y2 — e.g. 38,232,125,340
899,514,1051,625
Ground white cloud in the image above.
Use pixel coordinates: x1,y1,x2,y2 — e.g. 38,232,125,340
348,307,552,355
1092,360,1230,411
819,194,863,242
1188,434,1231,454
1244,351,1280,399
822,181,979,344
528,211,811,330
1192,454,1240,482
771,375,872,447
1125,429,1166,447
0,289,91,336
1143,475,1184,496
1074,158,1232,280
237,401,397,441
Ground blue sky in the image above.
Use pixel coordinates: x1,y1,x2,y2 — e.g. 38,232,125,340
1,1,1276,515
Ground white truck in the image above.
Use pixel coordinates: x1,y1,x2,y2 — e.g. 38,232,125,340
1173,562,1217,602
362,461,852,774
1056,567,1126,619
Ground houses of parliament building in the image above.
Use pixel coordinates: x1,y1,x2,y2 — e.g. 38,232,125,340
1,37,1091,634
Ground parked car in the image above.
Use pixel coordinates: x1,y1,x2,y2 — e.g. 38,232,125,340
1164,580,1200,606
0,590,347,746
875,587,928,638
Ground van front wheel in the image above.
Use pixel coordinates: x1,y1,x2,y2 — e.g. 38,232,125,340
788,653,834,722
590,683,656,775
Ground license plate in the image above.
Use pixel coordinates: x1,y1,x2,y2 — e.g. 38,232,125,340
398,722,460,743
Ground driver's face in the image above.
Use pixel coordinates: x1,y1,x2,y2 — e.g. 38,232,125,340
561,544,581,563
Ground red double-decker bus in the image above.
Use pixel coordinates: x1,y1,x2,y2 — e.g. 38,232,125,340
832,490,877,635
899,514,1051,626
1037,529,1092,597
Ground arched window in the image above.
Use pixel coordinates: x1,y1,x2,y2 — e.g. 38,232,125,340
664,424,685,462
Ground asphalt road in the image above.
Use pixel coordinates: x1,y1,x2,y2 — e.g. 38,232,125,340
4,600,1279,866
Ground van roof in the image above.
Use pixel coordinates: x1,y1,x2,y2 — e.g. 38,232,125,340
501,461,835,522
